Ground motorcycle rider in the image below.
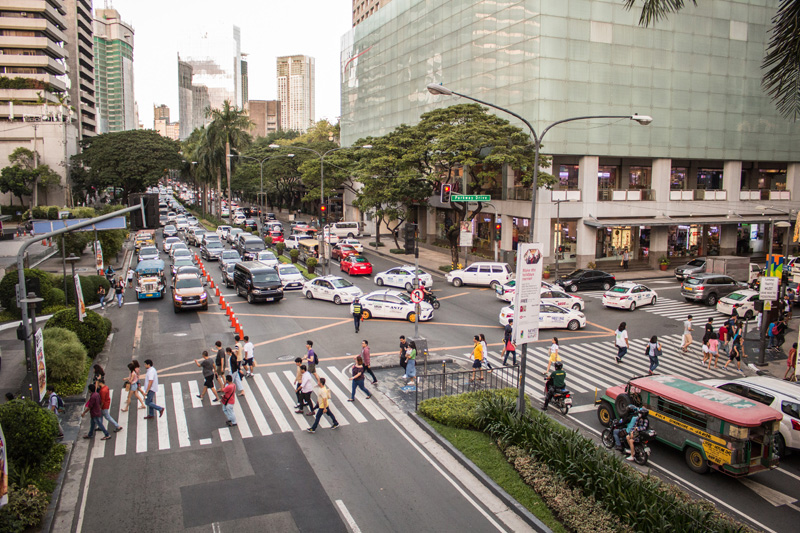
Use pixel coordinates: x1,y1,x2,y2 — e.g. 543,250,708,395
613,405,640,451
625,408,650,461
541,361,566,411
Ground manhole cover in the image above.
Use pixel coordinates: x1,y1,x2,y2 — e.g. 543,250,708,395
276,355,294,361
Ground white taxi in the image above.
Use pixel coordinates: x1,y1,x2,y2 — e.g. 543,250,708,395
498,303,586,331
276,263,304,290
303,276,363,305
339,238,363,253
602,282,658,311
374,266,433,291
495,280,555,302
716,289,759,319
351,289,434,322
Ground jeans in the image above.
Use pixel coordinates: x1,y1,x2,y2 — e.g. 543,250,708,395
116,293,123,307
364,364,377,383
89,416,109,437
99,296,105,309
232,370,243,392
503,350,516,366
613,428,624,447
310,407,338,430
353,315,361,332
649,356,659,372
145,390,163,418
617,346,627,361
222,404,237,425
350,379,369,399
101,408,119,429
406,359,416,378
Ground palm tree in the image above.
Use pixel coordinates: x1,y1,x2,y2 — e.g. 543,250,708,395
628,0,800,120
205,100,253,222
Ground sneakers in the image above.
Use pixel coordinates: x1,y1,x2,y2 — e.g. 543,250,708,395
306,428,315,433
615,356,621,364
114,426,123,433
626,456,635,462
331,423,340,430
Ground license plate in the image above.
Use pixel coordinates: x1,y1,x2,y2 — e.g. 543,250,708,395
644,447,650,454
565,398,573,406
266,298,274,301
146,293,153,297
685,287,692,291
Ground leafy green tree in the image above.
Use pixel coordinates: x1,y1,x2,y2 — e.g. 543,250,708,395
0,148,60,206
71,130,182,202
205,100,253,222
626,0,800,120
0,165,33,206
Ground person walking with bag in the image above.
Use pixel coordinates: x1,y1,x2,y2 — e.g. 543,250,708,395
195,350,220,403
471,335,484,381
479,333,493,372
122,360,146,412
114,277,124,308
399,335,409,375
404,341,417,385
502,319,516,365
81,384,111,440
295,365,316,416
544,337,561,375
361,340,377,384
97,284,106,310
307,377,339,432
47,385,65,439
348,355,371,401
646,336,662,375
220,375,237,427
681,315,693,353
614,322,629,364
96,378,123,433
143,359,165,420
227,347,245,397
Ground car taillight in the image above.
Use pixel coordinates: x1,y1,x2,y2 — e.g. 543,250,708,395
792,419,800,431
696,285,704,290
611,275,615,279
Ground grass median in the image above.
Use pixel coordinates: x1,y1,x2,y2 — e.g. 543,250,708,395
424,418,567,533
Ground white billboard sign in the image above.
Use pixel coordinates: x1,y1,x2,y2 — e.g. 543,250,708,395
512,243,544,343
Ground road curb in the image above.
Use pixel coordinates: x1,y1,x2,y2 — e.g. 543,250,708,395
407,411,552,533
39,441,73,533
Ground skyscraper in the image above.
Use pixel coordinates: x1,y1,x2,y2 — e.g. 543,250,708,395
276,55,314,132
64,0,97,138
352,0,391,26
248,100,281,138
179,26,242,112
93,7,135,133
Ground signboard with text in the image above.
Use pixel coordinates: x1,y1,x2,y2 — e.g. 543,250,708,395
759,277,780,301
459,220,473,248
512,243,544,343
451,194,491,202
35,328,46,402
74,273,86,322
95,240,103,274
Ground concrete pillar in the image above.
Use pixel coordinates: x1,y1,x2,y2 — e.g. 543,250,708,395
652,158,671,203
650,226,669,268
501,213,514,251
720,224,737,255
576,156,599,267
723,160,742,202
786,163,800,201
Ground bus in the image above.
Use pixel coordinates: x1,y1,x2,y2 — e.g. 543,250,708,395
596,374,782,476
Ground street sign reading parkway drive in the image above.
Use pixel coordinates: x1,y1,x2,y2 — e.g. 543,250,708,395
451,194,491,202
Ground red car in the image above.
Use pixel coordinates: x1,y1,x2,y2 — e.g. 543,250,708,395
341,254,373,276
332,243,358,261
269,230,284,243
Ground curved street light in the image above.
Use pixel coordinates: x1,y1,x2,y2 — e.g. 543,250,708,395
427,83,653,414
228,153,295,220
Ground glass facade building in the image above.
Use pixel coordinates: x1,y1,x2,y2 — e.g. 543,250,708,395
340,0,800,268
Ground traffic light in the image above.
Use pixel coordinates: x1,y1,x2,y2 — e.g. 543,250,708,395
320,205,327,225
440,183,451,203
404,223,417,254
495,222,502,241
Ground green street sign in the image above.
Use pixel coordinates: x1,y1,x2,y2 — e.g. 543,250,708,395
451,194,490,202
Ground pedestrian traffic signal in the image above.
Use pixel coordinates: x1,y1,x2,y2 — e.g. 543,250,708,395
495,222,502,241
441,184,451,203
404,224,417,254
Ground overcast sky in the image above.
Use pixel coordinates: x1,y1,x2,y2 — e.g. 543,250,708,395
109,0,352,130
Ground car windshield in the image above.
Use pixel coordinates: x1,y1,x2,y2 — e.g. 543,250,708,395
726,292,748,301
174,259,193,267
563,269,586,279
206,242,223,249
351,256,369,263
166,237,180,243
195,229,206,235
280,265,301,275
173,250,191,257
684,277,704,286
244,241,265,251
253,272,280,283
607,286,629,294
331,278,354,288
175,278,202,289
687,259,705,267
225,263,236,272
177,268,200,277
395,292,413,304
258,252,277,261
221,251,239,259
141,247,157,255
230,229,242,235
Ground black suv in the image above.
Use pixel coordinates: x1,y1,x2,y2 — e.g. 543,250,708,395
243,218,258,231
556,269,616,292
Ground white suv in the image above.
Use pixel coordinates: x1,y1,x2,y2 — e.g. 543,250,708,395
446,262,513,288
702,376,800,458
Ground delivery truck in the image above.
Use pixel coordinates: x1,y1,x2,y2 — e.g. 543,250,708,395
705,256,761,283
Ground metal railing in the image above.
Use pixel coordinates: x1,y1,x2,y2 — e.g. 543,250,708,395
414,362,521,410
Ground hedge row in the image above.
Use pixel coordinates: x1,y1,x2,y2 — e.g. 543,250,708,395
0,269,109,318
44,309,111,358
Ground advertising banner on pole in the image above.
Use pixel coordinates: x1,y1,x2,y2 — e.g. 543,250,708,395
35,328,46,402
74,273,86,322
94,240,103,274
512,243,544,343
0,423,7,508
459,220,473,248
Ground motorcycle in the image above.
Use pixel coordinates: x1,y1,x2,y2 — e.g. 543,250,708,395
602,422,657,466
424,290,440,309
544,376,572,415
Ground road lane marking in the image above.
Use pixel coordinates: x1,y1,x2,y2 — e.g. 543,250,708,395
115,389,129,456
218,427,232,442
156,388,170,450
242,379,272,436
171,382,191,448
316,368,361,424
335,500,362,533
188,380,203,408
326,367,385,421
231,392,253,438
132,311,144,353
437,291,469,300
252,374,292,432
270,372,308,430
253,319,352,348
777,468,800,482
136,404,147,453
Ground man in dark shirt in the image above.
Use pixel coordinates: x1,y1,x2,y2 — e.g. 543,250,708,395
503,318,515,365
214,340,226,390
541,362,567,411
81,384,110,440
195,350,220,402
399,335,408,371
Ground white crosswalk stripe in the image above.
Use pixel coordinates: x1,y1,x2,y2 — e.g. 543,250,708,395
103,366,387,457
581,290,729,322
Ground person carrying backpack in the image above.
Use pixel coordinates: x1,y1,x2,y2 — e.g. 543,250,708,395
47,384,64,439
768,320,779,350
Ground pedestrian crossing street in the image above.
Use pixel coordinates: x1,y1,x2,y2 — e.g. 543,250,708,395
581,291,729,322
90,366,386,459
476,333,740,401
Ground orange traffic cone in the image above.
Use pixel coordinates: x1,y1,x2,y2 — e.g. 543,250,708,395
226,306,233,317
220,296,226,310
215,285,220,296
210,280,216,289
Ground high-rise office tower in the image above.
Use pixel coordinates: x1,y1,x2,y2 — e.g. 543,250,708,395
241,55,249,106
276,55,314,132
352,0,391,26
248,100,281,138
93,7,135,133
64,0,97,138
0,0,77,206
154,104,170,124
179,26,242,112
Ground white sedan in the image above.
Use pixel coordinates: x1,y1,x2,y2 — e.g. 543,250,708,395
351,289,434,322
138,246,160,263
498,303,586,331
216,225,232,239
602,283,658,311
716,289,759,319
255,250,279,267
495,280,555,302
303,276,363,305
338,238,363,253
276,263,304,290
374,266,433,291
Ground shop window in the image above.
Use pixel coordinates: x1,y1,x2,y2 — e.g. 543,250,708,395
558,165,579,190
671,167,688,190
697,169,723,190
759,169,786,190
597,166,617,189
629,167,651,190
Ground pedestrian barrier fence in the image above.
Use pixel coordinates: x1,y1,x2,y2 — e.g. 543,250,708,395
414,362,520,410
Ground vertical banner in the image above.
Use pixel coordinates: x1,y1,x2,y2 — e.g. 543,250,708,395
459,220,473,248
94,240,103,274
34,328,46,402
0,423,7,508
74,273,86,322
512,243,544,343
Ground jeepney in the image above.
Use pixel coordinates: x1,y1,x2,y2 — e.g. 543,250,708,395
134,230,156,252
597,375,782,476
135,259,166,299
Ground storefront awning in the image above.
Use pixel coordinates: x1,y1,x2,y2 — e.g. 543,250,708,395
583,216,777,228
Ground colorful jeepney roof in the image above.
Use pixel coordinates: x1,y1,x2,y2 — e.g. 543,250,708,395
135,259,165,274
631,375,782,427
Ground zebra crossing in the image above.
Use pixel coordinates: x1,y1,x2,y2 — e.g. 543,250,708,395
91,366,384,459
581,291,729,322
472,333,740,401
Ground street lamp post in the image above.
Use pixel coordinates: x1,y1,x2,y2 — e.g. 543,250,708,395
270,144,371,276
427,83,652,414
228,153,295,224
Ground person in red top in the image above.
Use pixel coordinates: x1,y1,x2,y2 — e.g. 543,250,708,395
81,384,110,440
96,378,122,432
718,322,729,358
220,375,238,427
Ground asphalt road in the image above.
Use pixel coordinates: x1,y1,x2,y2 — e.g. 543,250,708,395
67,224,800,533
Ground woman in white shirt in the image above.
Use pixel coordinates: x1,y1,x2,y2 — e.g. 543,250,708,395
614,322,629,364
545,337,560,374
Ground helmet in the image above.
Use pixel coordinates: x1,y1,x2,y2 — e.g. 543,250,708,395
554,361,563,370
627,404,639,414
639,408,649,416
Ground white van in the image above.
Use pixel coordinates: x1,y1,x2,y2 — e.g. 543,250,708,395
324,221,360,239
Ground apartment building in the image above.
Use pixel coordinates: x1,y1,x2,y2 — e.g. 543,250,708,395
276,55,314,133
248,100,280,138
64,0,96,138
352,0,390,26
93,7,135,133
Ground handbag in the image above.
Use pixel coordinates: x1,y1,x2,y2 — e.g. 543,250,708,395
506,340,516,351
